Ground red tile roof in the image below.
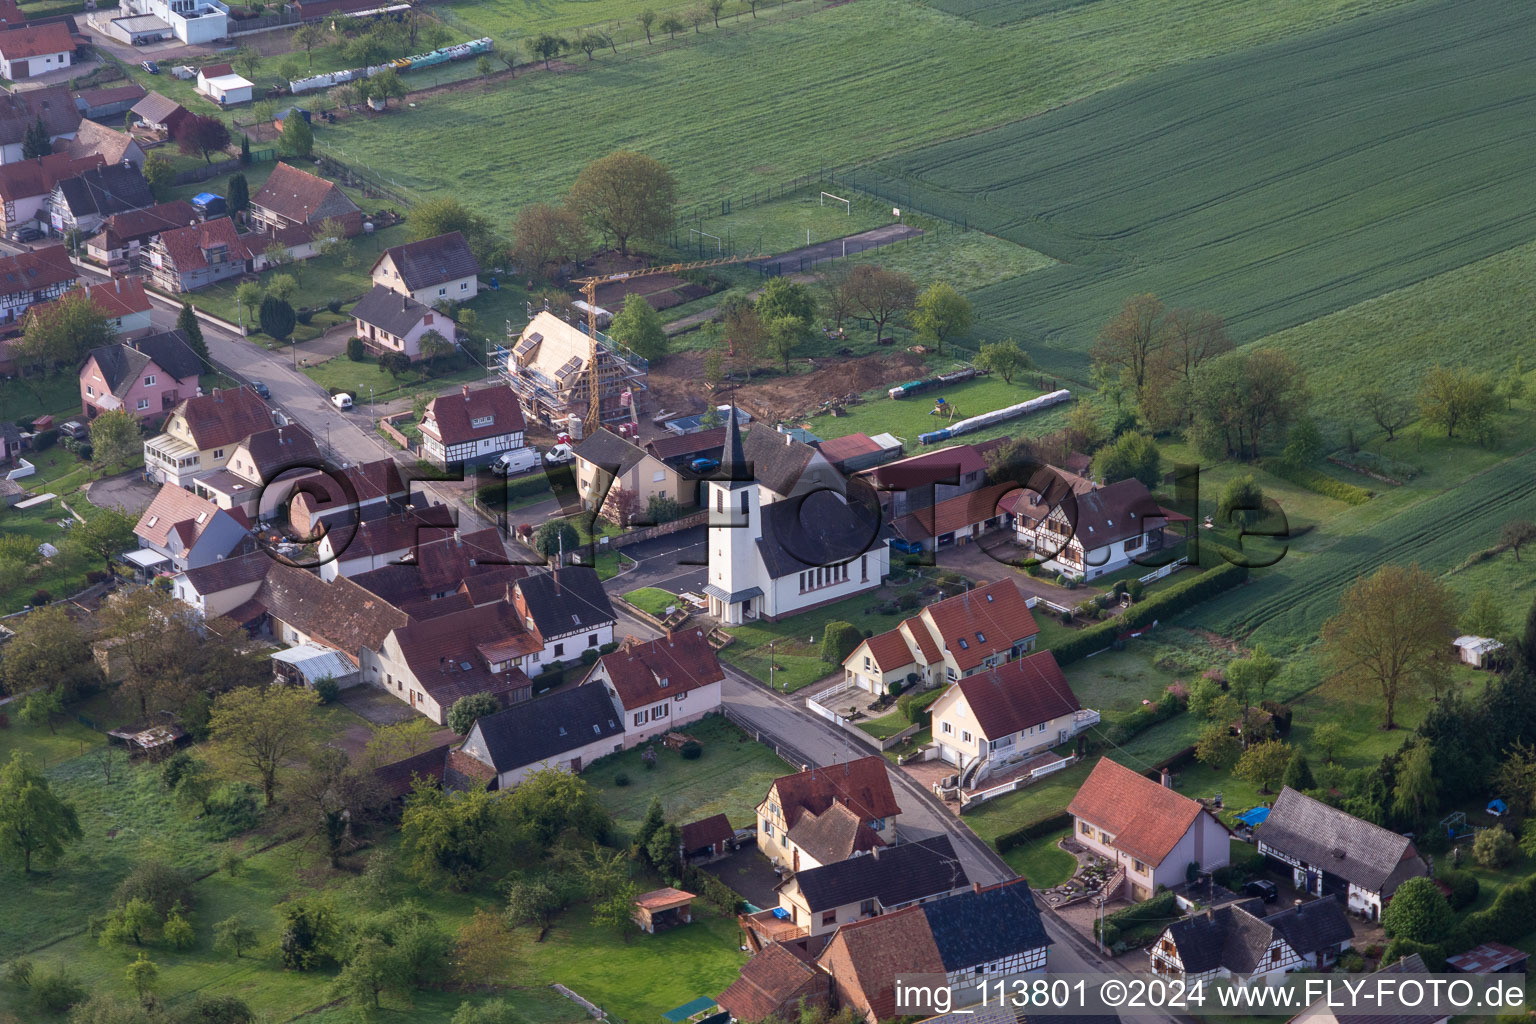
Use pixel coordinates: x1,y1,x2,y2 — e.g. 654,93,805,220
255,562,408,659
951,650,1080,740
252,161,360,225
371,743,448,799
81,277,150,319
170,386,274,450
135,482,222,548
0,152,102,202
645,426,725,461
718,943,824,1022
816,906,944,1021
921,579,1039,673
590,629,723,712
0,21,71,59
1067,757,1204,867
0,245,76,298
767,756,901,828
389,600,537,706
892,481,1016,542
633,886,695,911
787,800,887,863
155,216,249,275
199,62,234,79
815,432,879,465
859,627,918,674
901,615,942,665
92,200,198,250
420,384,525,446
860,443,987,489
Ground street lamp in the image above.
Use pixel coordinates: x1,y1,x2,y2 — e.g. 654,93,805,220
769,640,776,692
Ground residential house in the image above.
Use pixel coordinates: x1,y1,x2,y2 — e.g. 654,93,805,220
680,814,734,862
0,151,101,233
131,482,251,574
503,310,649,430
0,0,21,27
195,64,253,106
50,163,155,236
370,230,479,304
1149,896,1353,985
889,480,1019,552
814,878,1050,1024
84,200,196,267
842,579,1039,695
0,85,80,164
998,464,1098,538
816,431,902,475
145,386,275,488
170,549,271,619
769,835,971,942
147,216,251,292
0,23,71,80
856,442,994,520
45,278,153,339
582,630,724,748
352,285,451,360
249,161,363,238
574,428,696,521
1067,757,1231,901
72,82,148,121
718,942,832,1024
113,0,228,44
63,120,146,169
419,384,524,469
191,423,321,518
326,520,521,597
79,329,201,421
1256,786,1429,922
1015,477,1187,582
0,245,76,325
927,650,1096,786
456,683,625,790
707,408,890,625
129,92,192,136
757,756,902,872
366,600,538,724
312,504,457,581
285,458,409,538
1289,954,1448,1024
257,560,409,665
510,566,616,668
0,419,23,463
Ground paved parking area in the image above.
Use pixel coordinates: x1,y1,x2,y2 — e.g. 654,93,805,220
699,846,781,909
87,471,159,514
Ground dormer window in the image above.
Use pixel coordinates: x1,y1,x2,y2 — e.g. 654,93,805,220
976,632,985,643
471,415,494,429
658,677,669,688
958,638,968,649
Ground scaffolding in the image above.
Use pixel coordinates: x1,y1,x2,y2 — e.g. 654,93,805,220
500,310,648,431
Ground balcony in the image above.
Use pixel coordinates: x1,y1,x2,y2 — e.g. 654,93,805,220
1073,708,1101,731
739,908,806,950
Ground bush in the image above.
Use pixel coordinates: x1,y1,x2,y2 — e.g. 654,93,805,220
296,308,314,325
1102,694,1186,746
312,677,340,704
160,751,195,790
897,688,943,725
1096,889,1176,945
599,641,620,655
33,428,57,451
29,589,51,606
579,648,600,666
897,591,920,610
820,621,861,663
613,773,630,787
3,957,32,989
328,298,343,314
679,741,702,760
203,782,262,838
30,967,83,1013
887,680,904,697
346,336,366,361
1382,876,1454,942
1474,825,1518,868
1127,579,1144,601
1381,936,1446,972
85,569,110,585
1052,562,1249,665
1261,459,1372,504
1438,869,1480,911
115,861,195,917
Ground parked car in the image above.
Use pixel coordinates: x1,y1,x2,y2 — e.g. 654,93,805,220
249,380,270,399
544,443,575,465
490,447,539,477
9,224,40,242
1243,879,1278,903
689,456,720,474
331,393,353,410
888,537,924,555
141,60,160,74
60,420,89,441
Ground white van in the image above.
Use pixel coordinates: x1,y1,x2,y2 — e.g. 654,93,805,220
331,393,353,410
490,447,539,477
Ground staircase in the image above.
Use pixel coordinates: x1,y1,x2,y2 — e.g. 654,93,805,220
959,754,988,791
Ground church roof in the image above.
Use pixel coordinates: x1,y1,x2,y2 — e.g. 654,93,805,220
720,405,750,484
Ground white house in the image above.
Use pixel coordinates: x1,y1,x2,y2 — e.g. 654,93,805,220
370,230,479,305
705,407,889,624
510,567,616,667
1150,897,1353,985
1256,787,1428,922
366,600,536,725
353,285,454,361
1067,757,1231,901
195,63,253,106
582,630,724,749
115,0,229,44
0,23,72,81
419,384,525,469
170,550,271,619
1014,476,1188,581
131,482,251,575
457,683,624,789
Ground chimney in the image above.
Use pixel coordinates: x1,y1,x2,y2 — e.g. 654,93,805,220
401,293,407,311
1160,768,1173,789
972,881,982,894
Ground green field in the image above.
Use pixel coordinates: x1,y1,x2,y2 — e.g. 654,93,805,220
317,0,1422,229
440,0,818,47
799,373,1073,446
858,0,1536,378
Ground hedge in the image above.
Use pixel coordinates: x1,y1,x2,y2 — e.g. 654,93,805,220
1051,562,1249,665
1100,693,1185,746
1261,460,1372,505
897,688,944,725
994,811,1073,854
476,474,555,508
1096,889,1177,944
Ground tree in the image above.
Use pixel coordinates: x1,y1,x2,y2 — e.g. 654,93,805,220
1226,645,1280,717
477,53,493,78
214,916,258,959
819,621,861,664
177,302,208,368
1462,590,1506,639
505,878,563,936
234,45,260,79
258,296,296,342
755,276,816,332
1501,520,1536,562
22,115,50,159
1417,365,1499,439
408,197,501,270
765,312,806,372
1216,475,1266,529
659,14,683,38
686,6,706,31
453,907,516,987
637,8,655,42
280,113,314,159
17,689,63,735
124,954,158,1006
1495,741,1536,818
1322,564,1458,729
1362,387,1413,441
265,273,298,302
0,752,81,872
576,31,602,59
208,685,320,806
447,692,501,735
15,287,113,370
1381,876,1453,943
143,153,175,202
163,908,195,950
531,33,565,68
707,0,724,25
329,82,361,110
841,264,916,343
608,292,668,361
176,115,231,164
1194,724,1239,770
366,67,406,106
634,796,665,859
1186,676,1223,718
0,603,99,699
333,935,399,1009
1093,431,1161,489
1500,355,1527,410
401,784,509,889
645,824,681,876
101,897,159,947
601,486,641,528
1311,721,1345,764
419,328,454,366
1281,750,1315,791
511,202,588,275
533,520,580,559
567,150,677,257
1393,742,1436,819
1091,293,1166,394
1189,348,1310,461
90,410,140,473
1474,824,1517,868
972,337,1028,384
910,282,972,353
292,22,328,66
1283,417,1324,467
1234,739,1290,793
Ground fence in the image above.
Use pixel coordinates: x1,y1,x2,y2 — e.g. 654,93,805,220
721,707,813,772
959,753,1076,811
315,150,420,208
803,688,925,752
1138,556,1188,585
171,150,275,186
228,9,304,33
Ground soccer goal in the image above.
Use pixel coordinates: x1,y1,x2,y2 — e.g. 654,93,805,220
689,228,722,253
820,191,851,214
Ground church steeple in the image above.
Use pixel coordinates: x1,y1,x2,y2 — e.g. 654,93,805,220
720,404,749,485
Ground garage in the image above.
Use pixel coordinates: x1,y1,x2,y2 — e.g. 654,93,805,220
9,59,25,78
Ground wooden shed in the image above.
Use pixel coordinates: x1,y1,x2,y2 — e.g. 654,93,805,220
632,887,696,934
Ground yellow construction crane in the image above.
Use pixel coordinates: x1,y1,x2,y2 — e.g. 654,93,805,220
573,252,758,433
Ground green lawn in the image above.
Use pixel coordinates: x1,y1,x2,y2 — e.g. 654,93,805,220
303,354,492,406
855,707,911,740
842,227,1054,297
1003,827,1077,888
800,374,1073,449
586,715,791,836
681,184,899,256
440,0,813,47
0,372,85,426
0,501,94,614
622,587,680,617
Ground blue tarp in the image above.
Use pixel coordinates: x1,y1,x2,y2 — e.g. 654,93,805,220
191,193,220,205
1236,806,1270,827
663,998,719,1023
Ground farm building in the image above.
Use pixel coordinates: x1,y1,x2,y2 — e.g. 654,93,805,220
1453,635,1504,668
502,310,648,432
196,64,254,107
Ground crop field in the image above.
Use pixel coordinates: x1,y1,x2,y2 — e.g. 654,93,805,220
856,0,1536,379
439,0,818,45
317,0,1420,229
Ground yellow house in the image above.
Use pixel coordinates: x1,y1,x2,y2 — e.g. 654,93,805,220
573,427,697,519
143,387,275,489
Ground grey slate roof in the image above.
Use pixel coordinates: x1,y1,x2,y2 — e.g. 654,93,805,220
132,330,203,383
1165,895,1351,975
466,683,621,773
374,230,479,291
351,284,435,338
574,426,646,476
56,163,154,218
743,423,817,496
790,836,967,912
85,342,152,398
1267,896,1353,958
1260,787,1427,896
719,405,750,483
516,566,615,639
920,878,1050,969
755,489,887,580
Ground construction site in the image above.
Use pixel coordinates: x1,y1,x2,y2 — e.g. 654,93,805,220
498,310,649,437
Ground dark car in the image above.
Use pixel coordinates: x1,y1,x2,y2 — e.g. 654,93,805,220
249,381,270,399
141,60,160,74
9,225,40,242
690,456,720,474
1243,879,1278,903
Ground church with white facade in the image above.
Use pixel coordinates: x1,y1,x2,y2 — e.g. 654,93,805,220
704,409,890,624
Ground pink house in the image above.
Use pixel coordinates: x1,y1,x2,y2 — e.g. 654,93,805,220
79,329,203,422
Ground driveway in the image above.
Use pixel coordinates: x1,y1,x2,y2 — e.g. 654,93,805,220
698,846,781,910
87,471,158,514
603,527,707,597
938,536,1106,602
